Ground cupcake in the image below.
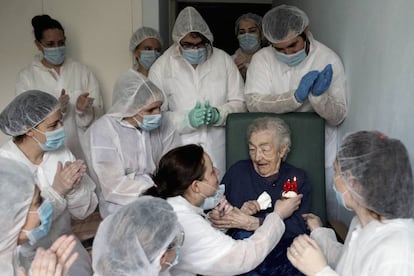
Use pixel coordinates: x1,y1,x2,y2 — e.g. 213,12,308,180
281,177,298,199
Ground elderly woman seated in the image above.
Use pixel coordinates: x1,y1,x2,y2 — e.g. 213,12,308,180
210,117,310,275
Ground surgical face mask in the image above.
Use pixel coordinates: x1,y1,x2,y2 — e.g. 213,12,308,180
134,114,162,131
43,46,66,65
333,184,352,211
165,246,180,269
33,127,66,151
22,200,54,245
274,45,307,67
200,184,225,210
238,33,260,53
139,50,161,70
182,48,207,65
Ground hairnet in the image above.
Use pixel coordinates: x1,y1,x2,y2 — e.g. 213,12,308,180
262,5,309,44
0,90,59,136
0,157,35,274
234,13,263,36
337,131,414,219
109,69,164,118
172,6,214,44
129,26,162,52
92,196,180,275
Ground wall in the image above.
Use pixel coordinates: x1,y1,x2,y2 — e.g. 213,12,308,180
274,0,414,225
0,0,142,143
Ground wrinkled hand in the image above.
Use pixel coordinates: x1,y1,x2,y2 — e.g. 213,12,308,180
188,101,206,128
312,64,333,96
204,100,220,125
240,200,261,215
295,71,319,102
274,194,303,219
302,213,323,231
287,234,328,275
211,196,233,217
76,92,94,112
59,89,70,114
52,160,86,196
19,235,78,276
209,207,259,231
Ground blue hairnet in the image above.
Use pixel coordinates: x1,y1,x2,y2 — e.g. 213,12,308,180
129,26,162,52
172,6,214,44
92,196,181,275
262,5,309,44
0,90,59,136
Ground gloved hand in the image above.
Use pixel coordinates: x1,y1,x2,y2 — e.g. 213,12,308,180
188,101,206,128
295,71,319,102
204,100,220,125
312,64,333,96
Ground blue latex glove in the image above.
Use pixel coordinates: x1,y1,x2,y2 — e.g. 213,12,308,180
204,100,220,125
312,64,333,96
188,101,206,128
295,71,319,102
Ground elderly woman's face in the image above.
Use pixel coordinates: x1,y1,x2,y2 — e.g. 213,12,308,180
249,130,286,177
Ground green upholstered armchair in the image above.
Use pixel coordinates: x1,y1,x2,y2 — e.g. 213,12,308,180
225,112,327,224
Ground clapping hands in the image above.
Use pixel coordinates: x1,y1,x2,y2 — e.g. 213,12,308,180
188,100,221,128
295,64,333,102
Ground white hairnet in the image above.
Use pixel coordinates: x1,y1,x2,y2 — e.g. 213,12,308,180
172,6,214,44
234,13,263,36
92,196,180,275
109,70,164,118
129,26,162,52
0,90,59,136
262,5,309,44
0,157,35,274
337,131,414,219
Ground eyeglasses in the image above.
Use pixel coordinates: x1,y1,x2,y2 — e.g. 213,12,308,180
167,230,185,250
180,41,207,50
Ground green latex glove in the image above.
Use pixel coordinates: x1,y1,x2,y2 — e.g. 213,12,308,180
188,101,206,128
204,100,220,125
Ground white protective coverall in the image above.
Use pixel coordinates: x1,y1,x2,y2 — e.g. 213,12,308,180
149,7,246,175
167,196,285,276
0,140,97,276
0,157,35,275
86,69,180,218
310,216,414,275
16,58,104,160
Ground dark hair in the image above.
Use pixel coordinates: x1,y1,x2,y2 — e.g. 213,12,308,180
31,14,64,41
145,144,205,199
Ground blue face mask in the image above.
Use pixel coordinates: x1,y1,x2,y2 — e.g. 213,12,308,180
139,50,161,70
33,127,66,151
23,200,54,245
275,45,307,67
238,33,260,53
200,184,225,210
135,114,162,132
182,48,207,65
333,184,352,211
43,46,66,65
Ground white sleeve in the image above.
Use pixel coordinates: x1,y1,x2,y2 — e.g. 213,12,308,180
310,227,344,268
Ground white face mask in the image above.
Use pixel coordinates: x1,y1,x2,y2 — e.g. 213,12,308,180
199,184,225,210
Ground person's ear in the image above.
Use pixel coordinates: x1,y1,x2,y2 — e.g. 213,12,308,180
26,129,35,138
133,48,141,60
190,180,202,193
34,40,43,52
159,250,168,267
279,144,289,159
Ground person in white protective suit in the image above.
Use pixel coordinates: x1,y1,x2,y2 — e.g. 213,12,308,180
149,6,246,176
244,5,348,222
92,196,184,276
287,131,414,275
86,70,180,219
145,144,302,276
0,90,98,276
15,14,104,161
0,156,78,276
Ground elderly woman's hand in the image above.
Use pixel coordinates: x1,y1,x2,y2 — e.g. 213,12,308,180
76,92,94,112
287,234,328,276
209,207,260,231
274,194,302,219
52,160,86,196
240,200,261,215
302,213,323,231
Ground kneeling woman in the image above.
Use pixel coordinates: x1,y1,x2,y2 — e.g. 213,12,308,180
146,144,302,275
